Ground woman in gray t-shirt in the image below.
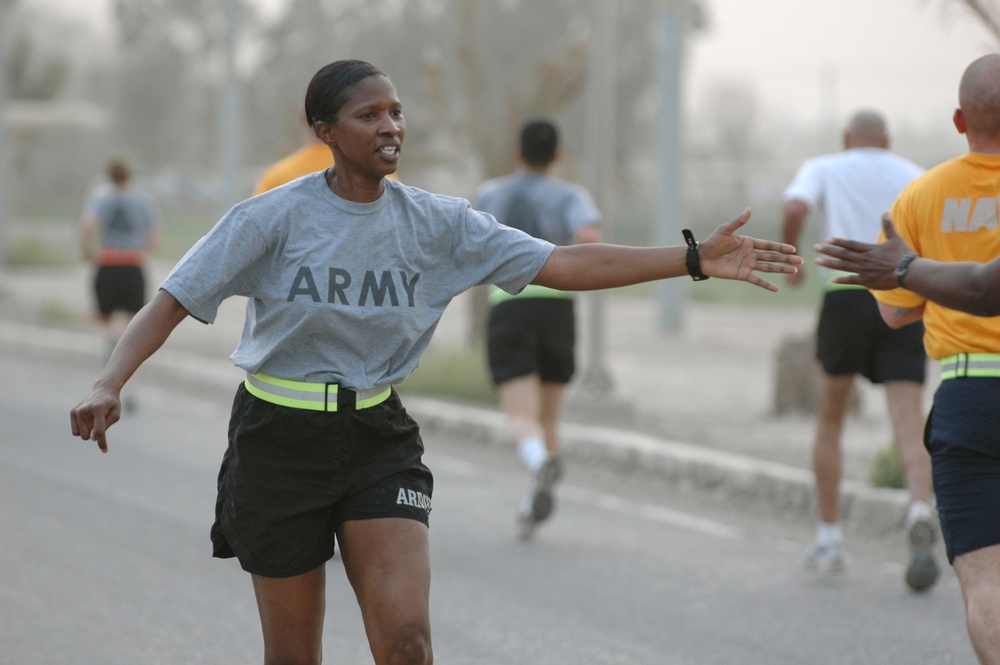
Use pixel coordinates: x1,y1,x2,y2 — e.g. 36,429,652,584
69,59,801,664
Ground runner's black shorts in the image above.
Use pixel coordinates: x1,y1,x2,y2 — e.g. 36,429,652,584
815,288,926,384
94,265,146,316
926,376,1000,563
487,297,575,385
211,384,433,578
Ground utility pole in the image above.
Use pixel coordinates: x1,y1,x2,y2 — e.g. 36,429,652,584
0,0,10,263
656,7,685,331
819,64,839,144
219,0,241,208
577,0,617,393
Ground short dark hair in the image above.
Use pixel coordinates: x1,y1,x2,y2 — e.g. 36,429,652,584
305,60,388,129
106,158,131,185
519,118,559,167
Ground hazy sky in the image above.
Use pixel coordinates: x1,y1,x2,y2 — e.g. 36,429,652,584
34,0,998,132
687,0,997,132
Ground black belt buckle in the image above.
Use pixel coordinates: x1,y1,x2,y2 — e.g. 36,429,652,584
335,385,357,411
324,383,358,411
957,352,969,379
342,388,357,410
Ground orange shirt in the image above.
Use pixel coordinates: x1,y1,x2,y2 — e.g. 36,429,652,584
252,143,333,195
874,152,1000,359
252,142,398,196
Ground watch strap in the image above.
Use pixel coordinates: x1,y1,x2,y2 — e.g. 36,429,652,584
682,229,709,281
895,252,918,288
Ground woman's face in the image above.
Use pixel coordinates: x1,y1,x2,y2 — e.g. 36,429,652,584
322,75,405,181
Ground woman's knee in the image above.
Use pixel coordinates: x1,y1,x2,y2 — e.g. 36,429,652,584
263,648,322,665
382,620,432,665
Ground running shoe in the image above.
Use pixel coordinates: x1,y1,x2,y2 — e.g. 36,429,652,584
517,456,563,539
803,540,846,573
905,517,939,592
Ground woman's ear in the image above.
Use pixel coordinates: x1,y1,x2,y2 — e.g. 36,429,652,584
313,120,337,146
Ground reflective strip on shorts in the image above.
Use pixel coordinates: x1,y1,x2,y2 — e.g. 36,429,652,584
940,353,1000,380
244,372,391,412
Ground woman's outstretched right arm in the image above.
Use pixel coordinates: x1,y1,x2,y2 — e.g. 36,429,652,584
70,289,190,453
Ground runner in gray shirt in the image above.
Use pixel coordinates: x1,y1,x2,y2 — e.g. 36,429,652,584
80,158,159,363
474,118,602,539
70,59,802,665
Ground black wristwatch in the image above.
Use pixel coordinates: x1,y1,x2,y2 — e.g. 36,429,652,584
894,253,918,288
682,229,709,281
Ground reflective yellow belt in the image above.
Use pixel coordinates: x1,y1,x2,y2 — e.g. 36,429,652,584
940,353,1000,380
489,283,573,305
824,271,866,292
244,372,391,412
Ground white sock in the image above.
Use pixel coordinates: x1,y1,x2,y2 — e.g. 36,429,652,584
906,500,934,528
816,522,842,547
518,437,547,472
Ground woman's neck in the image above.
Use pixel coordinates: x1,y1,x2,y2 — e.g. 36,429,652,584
325,167,384,202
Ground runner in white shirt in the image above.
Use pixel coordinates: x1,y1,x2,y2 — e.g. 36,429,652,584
781,109,936,591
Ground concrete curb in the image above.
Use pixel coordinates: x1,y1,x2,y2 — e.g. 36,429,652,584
406,395,909,536
2,318,909,535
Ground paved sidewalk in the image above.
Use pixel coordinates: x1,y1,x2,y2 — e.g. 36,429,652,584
0,258,941,536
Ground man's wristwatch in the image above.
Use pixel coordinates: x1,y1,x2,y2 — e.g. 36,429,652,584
894,252,918,288
682,229,709,281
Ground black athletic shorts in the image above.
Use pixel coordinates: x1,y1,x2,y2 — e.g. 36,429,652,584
487,298,575,385
815,288,926,384
94,265,146,316
926,377,1000,563
211,384,433,578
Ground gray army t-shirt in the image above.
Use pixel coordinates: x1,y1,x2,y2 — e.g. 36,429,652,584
474,171,599,247
162,174,553,389
85,186,159,250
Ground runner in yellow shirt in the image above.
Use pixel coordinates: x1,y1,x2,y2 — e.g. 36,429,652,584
815,53,1000,664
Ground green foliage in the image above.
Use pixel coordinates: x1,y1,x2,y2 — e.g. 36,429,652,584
4,236,72,267
157,212,219,260
9,33,68,100
38,299,75,325
15,201,79,220
869,439,905,490
397,346,498,406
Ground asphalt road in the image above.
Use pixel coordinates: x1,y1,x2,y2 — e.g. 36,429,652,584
0,347,977,664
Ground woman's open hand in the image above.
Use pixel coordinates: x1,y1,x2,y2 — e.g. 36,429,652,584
699,209,803,291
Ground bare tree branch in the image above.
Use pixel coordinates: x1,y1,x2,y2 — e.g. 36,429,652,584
956,0,1000,41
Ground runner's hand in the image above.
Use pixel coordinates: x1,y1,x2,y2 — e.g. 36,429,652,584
70,389,121,454
699,209,803,291
814,215,912,290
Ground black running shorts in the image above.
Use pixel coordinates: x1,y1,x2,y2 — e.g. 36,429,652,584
487,298,575,385
211,384,433,578
94,265,146,316
926,377,1000,563
815,289,926,384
